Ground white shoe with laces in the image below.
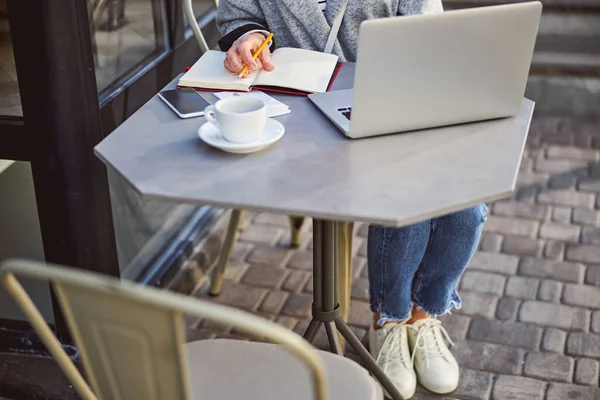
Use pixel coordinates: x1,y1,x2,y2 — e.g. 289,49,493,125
368,323,417,399
407,319,459,394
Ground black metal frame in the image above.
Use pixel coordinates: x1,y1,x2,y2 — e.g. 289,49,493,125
304,220,405,400
0,0,220,352
5,0,119,345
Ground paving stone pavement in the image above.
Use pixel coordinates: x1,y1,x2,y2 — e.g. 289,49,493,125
190,116,600,400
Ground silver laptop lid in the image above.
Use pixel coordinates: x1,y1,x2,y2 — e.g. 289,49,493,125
348,2,542,138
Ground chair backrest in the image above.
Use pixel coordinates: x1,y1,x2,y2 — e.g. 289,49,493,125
184,0,220,53
0,259,327,400
55,273,190,400
2,260,190,400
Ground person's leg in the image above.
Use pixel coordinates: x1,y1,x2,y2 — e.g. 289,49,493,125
366,220,431,399
407,204,488,395
412,203,488,315
368,220,431,325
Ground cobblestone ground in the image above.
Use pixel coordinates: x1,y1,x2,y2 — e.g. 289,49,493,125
190,116,600,400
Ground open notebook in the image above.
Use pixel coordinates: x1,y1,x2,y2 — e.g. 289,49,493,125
178,48,341,95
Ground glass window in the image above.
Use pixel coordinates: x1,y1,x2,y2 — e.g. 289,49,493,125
88,0,169,94
0,6,23,117
107,167,204,278
184,0,217,33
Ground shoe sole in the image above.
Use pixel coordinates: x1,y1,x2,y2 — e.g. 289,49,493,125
419,379,459,395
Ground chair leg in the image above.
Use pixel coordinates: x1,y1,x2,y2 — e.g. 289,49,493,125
238,211,250,231
289,216,305,248
209,209,242,296
336,221,354,352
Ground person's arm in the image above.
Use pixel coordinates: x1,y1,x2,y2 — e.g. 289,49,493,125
216,0,275,75
218,26,271,51
216,0,274,51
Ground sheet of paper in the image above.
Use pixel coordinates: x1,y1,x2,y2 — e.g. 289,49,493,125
253,48,339,93
213,91,291,118
178,50,256,91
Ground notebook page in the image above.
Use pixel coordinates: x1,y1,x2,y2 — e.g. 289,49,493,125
178,50,256,91
253,48,339,93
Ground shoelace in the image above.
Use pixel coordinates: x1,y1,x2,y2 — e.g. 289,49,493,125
409,319,455,368
378,324,411,366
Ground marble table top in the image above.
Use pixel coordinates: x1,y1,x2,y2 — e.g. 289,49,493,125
95,64,533,226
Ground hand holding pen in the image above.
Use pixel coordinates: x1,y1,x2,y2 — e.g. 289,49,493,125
223,32,275,78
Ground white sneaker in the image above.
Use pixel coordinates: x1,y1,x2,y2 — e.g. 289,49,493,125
407,319,459,394
369,323,417,399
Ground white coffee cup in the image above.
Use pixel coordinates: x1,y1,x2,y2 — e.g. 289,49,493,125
204,97,267,144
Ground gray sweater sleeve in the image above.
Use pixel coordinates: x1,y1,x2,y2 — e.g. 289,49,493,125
398,0,444,15
215,0,444,58
216,0,269,36
216,0,273,51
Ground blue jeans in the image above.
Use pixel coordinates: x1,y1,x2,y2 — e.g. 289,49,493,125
367,204,487,325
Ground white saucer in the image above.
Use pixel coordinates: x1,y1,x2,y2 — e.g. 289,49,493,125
198,119,285,154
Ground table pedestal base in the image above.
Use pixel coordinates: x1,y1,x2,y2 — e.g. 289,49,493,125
303,219,405,400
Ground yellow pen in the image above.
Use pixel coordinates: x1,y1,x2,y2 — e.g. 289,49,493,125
239,33,274,78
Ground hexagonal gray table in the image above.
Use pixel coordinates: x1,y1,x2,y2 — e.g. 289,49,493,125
95,63,533,400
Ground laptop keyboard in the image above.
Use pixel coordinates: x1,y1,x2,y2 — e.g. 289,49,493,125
337,107,352,120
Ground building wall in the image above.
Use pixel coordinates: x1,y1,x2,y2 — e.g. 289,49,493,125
0,161,54,323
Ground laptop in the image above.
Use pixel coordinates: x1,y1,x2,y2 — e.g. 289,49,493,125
308,2,542,139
